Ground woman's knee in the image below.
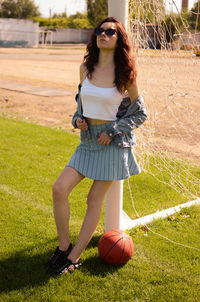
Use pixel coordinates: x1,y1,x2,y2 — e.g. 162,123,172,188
52,180,69,200
53,166,84,201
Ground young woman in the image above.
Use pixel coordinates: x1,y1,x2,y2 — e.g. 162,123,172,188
46,17,147,275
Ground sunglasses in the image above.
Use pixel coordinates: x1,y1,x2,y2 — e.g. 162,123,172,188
95,28,116,37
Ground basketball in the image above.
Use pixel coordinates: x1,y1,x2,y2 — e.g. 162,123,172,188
98,229,134,265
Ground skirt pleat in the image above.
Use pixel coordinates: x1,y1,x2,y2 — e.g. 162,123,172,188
67,122,141,181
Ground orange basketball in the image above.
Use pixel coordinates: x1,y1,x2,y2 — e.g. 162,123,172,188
98,229,134,265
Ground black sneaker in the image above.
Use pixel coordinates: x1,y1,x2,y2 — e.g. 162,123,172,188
54,258,82,275
45,243,73,270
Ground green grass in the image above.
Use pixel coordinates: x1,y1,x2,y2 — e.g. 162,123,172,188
0,116,200,302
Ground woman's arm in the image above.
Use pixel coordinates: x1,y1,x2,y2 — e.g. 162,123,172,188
80,63,87,84
105,92,147,139
72,64,88,130
98,82,146,144
126,80,139,104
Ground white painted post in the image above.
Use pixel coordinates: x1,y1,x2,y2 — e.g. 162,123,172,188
123,198,200,230
105,0,130,232
108,0,129,29
105,180,124,231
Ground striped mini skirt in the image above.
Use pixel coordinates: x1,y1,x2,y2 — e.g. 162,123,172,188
67,122,141,181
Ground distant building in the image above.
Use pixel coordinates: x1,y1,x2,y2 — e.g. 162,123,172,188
39,28,93,45
131,22,164,49
0,18,39,47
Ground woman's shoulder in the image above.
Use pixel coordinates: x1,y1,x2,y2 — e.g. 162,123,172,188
80,62,87,73
80,63,87,84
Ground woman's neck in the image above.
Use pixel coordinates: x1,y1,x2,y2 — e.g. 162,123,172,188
98,49,115,68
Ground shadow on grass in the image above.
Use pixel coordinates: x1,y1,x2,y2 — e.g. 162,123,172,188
0,235,123,292
86,234,101,249
0,244,54,293
83,235,125,277
82,256,124,277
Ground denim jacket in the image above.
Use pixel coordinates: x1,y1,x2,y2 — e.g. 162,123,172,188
72,84,147,148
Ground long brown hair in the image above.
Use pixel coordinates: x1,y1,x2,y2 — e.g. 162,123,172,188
83,17,137,93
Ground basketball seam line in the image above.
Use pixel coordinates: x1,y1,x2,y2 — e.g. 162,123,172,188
103,237,123,261
117,238,125,264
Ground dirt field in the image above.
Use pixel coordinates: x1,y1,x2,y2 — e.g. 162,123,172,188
0,46,199,165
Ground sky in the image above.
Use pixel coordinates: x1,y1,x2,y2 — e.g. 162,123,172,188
34,0,197,18
34,0,87,17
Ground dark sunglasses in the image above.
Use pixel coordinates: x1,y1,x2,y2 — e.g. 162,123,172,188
95,28,116,37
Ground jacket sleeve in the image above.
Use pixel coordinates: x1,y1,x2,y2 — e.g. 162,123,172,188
72,84,83,128
105,95,147,139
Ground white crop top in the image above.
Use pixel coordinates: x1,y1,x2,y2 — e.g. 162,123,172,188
81,77,123,121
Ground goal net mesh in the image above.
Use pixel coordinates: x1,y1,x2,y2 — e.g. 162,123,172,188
127,0,200,201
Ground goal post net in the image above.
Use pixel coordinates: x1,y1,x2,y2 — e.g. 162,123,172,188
126,0,200,208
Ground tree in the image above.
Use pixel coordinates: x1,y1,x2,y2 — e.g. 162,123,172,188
67,12,92,28
129,0,165,23
188,0,200,30
52,12,67,18
161,1,199,43
87,0,108,27
0,0,40,19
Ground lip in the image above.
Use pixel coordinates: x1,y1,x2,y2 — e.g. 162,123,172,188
99,38,107,42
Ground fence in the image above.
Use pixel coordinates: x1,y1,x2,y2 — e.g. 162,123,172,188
39,28,93,45
0,18,38,47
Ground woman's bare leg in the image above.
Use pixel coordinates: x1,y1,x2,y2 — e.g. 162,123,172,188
53,166,85,251
67,180,113,263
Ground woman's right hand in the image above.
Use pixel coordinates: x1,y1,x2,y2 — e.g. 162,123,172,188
76,118,88,131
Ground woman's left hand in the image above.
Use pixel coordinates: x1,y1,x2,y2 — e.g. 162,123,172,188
97,131,111,145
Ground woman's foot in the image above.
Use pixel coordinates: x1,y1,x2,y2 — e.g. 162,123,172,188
45,243,73,271
56,258,82,275
48,256,82,275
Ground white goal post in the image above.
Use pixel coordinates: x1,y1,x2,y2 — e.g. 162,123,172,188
105,0,130,232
